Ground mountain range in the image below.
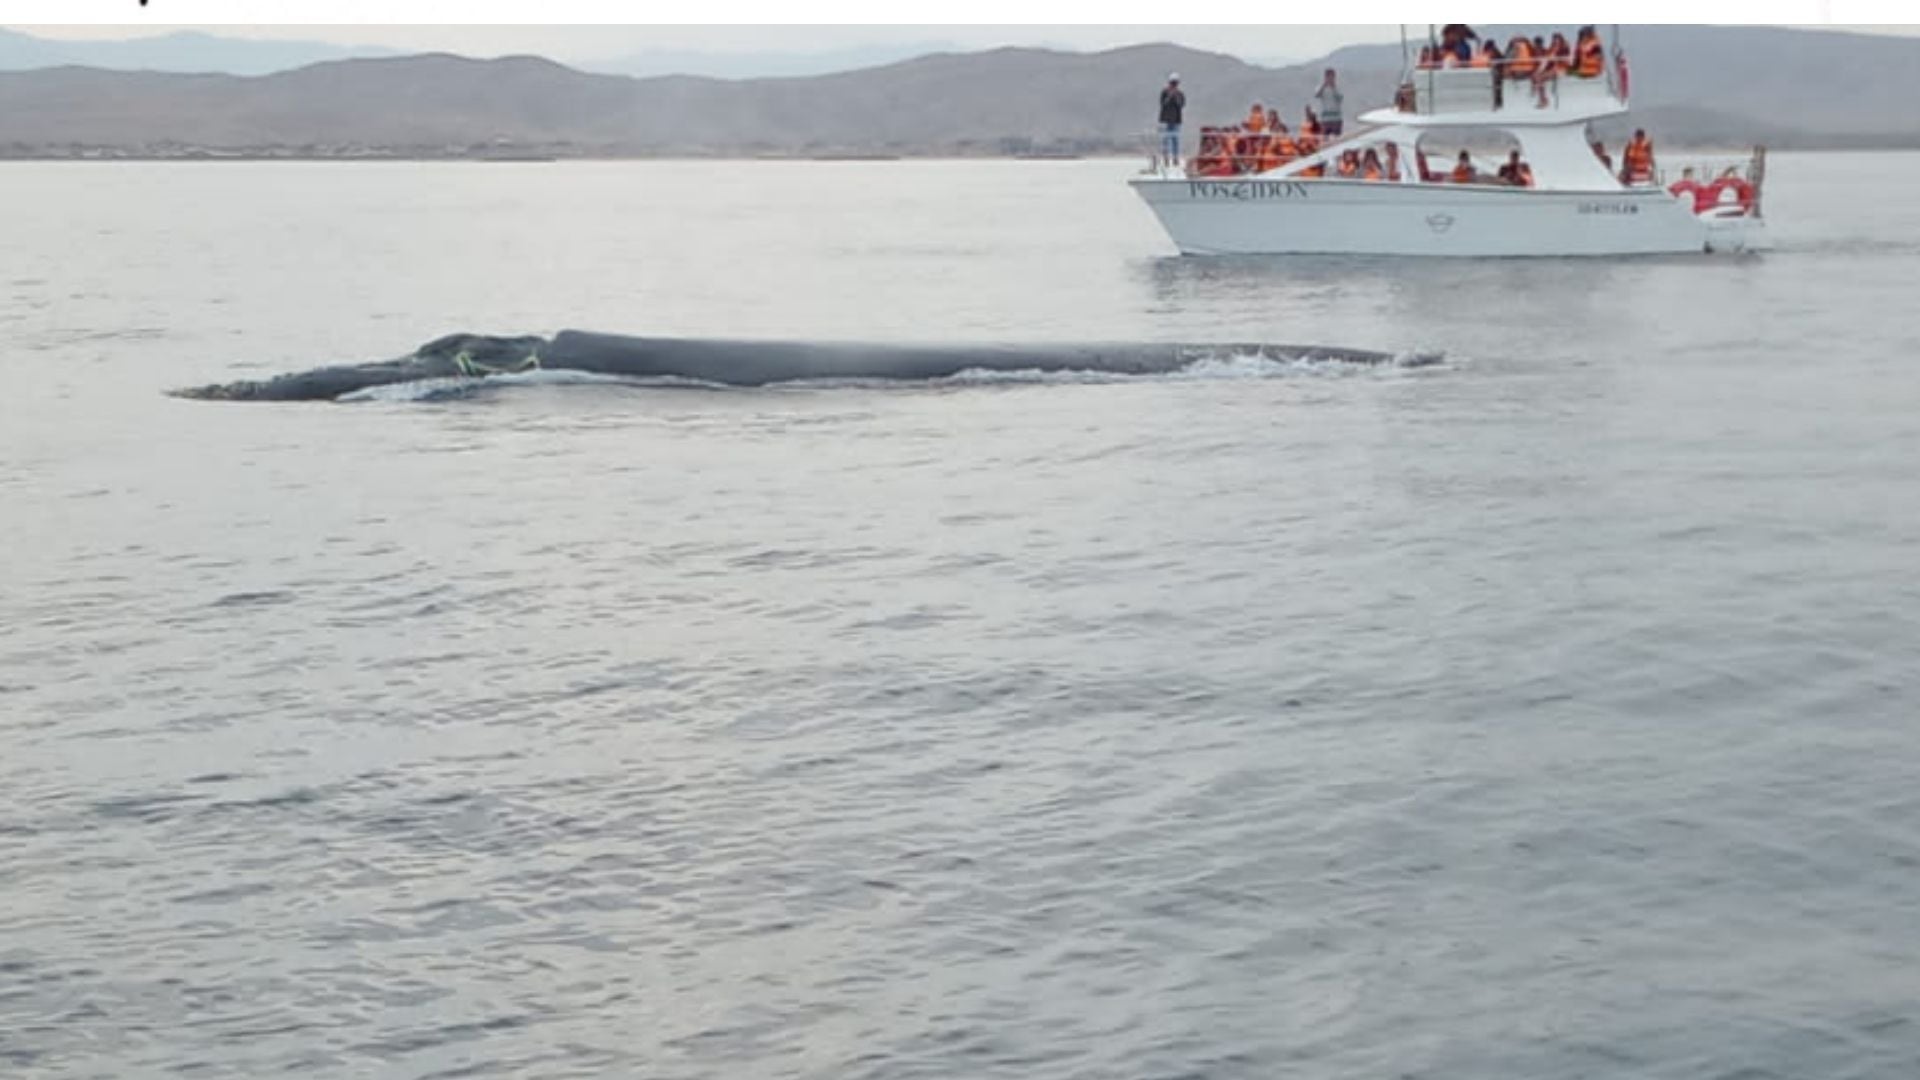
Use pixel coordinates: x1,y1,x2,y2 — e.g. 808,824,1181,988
0,28,973,80
0,28,396,76
1,25,1914,159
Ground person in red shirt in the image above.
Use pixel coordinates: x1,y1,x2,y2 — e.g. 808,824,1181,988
1668,166,1707,211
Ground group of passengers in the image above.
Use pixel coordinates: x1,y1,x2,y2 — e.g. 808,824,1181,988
1416,25,1609,108
1187,102,1336,178
1182,68,1348,178
1438,149,1535,187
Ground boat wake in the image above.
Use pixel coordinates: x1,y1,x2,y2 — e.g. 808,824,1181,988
176,331,1445,403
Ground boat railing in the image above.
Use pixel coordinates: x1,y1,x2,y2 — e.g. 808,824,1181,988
1397,63,1622,118
1141,123,1383,180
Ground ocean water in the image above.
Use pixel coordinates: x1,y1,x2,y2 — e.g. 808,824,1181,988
3,156,1919,1080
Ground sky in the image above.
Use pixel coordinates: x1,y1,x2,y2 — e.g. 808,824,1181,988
17,24,1920,66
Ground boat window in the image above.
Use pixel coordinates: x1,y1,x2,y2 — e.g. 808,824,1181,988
1413,130,1521,183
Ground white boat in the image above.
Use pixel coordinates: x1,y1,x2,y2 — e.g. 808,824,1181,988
1131,30,1768,257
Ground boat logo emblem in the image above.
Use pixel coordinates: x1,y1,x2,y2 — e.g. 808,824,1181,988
1426,213,1456,234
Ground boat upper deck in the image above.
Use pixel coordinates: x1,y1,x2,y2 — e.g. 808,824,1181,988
1360,64,1627,128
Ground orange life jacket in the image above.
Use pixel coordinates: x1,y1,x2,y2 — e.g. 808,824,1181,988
1231,132,1260,172
1622,137,1654,181
1194,143,1237,176
1574,38,1604,77
1261,135,1298,170
1363,163,1383,181
1469,47,1492,69
1300,163,1326,178
1191,132,1234,178
1451,162,1474,183
1507,39,1536,78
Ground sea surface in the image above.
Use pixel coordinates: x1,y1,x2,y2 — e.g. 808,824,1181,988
3,155,1919,1080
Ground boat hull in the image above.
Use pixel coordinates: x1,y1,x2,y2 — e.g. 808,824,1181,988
1131,177,1767,257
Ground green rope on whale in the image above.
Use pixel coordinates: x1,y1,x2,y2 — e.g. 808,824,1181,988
451,348,541,378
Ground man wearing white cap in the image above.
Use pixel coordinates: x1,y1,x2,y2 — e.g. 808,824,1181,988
1158,73,1186,170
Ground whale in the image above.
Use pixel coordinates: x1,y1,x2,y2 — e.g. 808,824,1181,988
173,331,1437,402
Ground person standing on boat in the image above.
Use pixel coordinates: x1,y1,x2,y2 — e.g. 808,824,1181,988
1158,74,1185,170
1621,128,1656,185
1314,70,1344,139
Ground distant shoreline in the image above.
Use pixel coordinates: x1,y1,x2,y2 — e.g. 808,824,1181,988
1,147,1911,163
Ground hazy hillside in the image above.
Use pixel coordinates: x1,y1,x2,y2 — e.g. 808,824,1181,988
0,26,952,81
1,26,1915,159
0,28,394,76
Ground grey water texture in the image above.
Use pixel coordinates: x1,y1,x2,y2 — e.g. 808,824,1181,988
174,331,1428,401
6,156,1920,1080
